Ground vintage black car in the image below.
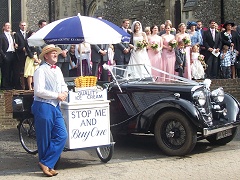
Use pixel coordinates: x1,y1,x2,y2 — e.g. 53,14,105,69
12,64,240,157
105,64,240,156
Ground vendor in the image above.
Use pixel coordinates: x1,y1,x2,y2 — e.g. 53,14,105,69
31,44,68,177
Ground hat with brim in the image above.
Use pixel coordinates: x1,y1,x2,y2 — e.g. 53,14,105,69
187,21,197,29
39,44,62,60
223,21,235,29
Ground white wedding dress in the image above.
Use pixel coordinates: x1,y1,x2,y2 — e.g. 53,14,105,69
124,36,152,79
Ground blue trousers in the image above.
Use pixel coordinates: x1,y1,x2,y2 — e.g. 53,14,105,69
32,101,68,169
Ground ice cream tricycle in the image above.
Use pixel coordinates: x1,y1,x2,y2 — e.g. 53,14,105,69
12,76,114,163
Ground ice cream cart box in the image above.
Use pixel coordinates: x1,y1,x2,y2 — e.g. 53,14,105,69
67,87,107,103
61,101,110,149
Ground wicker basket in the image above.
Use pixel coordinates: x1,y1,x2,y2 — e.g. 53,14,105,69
4,90,34,113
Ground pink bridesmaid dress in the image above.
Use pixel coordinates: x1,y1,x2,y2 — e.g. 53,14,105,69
147,35,162,80
161,34,176,81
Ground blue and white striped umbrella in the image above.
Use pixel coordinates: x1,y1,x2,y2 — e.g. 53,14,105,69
28,14,130,46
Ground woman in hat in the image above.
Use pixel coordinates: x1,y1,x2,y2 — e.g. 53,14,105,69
187,21,202,46
221,21,240,79
32,44,68,177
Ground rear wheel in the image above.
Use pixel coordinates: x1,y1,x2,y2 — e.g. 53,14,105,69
154,111,197,156
18,118,38,154
206,127,237,145
96,132,114,163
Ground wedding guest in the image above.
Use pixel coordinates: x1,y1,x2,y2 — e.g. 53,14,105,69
24,31,41,90
220,45,232,79
107,44,115,81
0,22,18,89
176,23,192,79
75,42,91,76
113,19,132,77
196,20,206,56
159,20,176,36
38,19,47,29
14,21,28,89
161,24,176,81
221,21,240,79
203,20,222,79
175,41,186,77
159,24,165,32
69,45,78,77
190,45,205,80
187,21,202,46
36,19,47,64
144,26,151,37
91,43,109,81
56,45,71,77
147,25,163,80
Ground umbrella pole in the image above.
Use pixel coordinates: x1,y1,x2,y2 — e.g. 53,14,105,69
79,43,83,76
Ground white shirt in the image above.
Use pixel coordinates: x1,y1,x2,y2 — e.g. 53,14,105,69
211,28,215,41
33,63,68,107
4,32,15,52
20,29,26,39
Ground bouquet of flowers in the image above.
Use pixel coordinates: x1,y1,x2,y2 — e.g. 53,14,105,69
198,54,208,70
168,39,177,49
182,36,191,46
150,41,159,50
136,40,148,50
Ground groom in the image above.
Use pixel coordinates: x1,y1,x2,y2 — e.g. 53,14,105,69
113,19,132,77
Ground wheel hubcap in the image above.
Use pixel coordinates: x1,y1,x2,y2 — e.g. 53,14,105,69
162,120,186,149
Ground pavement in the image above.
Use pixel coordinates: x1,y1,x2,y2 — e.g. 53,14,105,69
1,127,240,180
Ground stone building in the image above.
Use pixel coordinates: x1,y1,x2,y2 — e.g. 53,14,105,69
0,0,239,32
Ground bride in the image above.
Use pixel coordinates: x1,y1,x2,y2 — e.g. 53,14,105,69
124,21,152,79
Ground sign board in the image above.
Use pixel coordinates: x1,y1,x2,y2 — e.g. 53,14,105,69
67,87,107,103
61,101,110,149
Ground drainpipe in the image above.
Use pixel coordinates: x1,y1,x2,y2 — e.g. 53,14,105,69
83,0,87,16
49,0,55,22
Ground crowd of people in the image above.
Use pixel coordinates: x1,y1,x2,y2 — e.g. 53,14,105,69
1,17,240,177
1,18,240,90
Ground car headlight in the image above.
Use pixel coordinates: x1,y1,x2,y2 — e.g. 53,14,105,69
211,87,224,103
192,90,206,106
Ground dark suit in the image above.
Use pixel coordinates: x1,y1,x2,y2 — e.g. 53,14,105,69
203,28,222,78
0,32,19,89
198,28,207,56
175,48,186,77
56,45,70,77
91,44,109,81
14,30,27,89
113,28,132,77
221,30,240,52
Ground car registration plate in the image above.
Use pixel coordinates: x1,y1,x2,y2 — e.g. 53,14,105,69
216,129,232,140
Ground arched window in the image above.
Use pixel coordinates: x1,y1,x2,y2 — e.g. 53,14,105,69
88,0,97,17
0,0,21,32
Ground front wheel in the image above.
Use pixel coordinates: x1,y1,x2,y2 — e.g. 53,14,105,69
154,111,197,156
96,132,114,163
18,118,38,154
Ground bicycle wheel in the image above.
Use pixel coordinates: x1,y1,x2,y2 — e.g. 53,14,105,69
96,132,114,163
18,118,38,154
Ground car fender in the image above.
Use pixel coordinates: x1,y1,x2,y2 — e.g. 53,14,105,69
222,93,240,122
137,97,204,132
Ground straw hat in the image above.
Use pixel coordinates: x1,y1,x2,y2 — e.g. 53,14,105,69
39,44,62,60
